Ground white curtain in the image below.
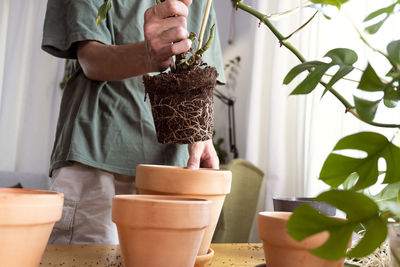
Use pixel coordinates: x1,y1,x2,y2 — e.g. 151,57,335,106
219,0,400,241
0,0,64,175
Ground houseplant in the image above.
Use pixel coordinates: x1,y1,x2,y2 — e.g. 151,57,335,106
231,0,400,264
97,0,220,144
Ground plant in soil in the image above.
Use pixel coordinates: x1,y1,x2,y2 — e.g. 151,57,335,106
97,0,220,144
142,21,219,144
232,0,400,264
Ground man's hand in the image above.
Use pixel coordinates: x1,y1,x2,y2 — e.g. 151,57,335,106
144,0,193,72
187,139,219,169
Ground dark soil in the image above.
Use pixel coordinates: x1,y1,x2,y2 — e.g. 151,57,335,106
143,66,218,144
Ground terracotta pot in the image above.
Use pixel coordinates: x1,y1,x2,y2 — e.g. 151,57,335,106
273,197,336,216
0,188,64,267
136,164,232,257
112,195,212,267
258,212,345,267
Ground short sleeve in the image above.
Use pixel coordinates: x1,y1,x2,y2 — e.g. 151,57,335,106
41,0,112,59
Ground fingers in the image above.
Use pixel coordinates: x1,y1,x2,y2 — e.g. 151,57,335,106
158,21,188,43
152,0,190,19
144,0,192,72
186,140,220,170
179,0,192,7
144,0,190,23
171,38,192,55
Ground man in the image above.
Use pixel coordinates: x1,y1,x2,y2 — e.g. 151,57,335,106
41,0,225,244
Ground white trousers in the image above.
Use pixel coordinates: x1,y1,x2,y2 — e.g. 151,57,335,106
48,163,136,244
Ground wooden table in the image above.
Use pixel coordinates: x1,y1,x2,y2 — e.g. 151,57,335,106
40,243,265,267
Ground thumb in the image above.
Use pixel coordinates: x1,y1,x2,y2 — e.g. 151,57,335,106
186,153,200,169
186,145,201,169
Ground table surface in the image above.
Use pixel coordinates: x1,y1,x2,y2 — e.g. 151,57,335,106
40,243,265,267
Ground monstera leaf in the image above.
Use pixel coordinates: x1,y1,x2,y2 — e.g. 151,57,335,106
363,1,400,34
367,182,400,211
284,48,357,96
319,132,400,190
353,96,380,121
356,40,400,110
287,190,387,260
388,40,400,69
309,0,350,9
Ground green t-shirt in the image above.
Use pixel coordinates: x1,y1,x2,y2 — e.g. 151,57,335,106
42,0,226,176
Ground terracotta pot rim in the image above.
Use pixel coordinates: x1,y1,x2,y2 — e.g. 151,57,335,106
137,164,230,174
112,195,211,229
0,188,64,202
113,194,211,205
0,188,64,225
136,164,232,195
259,211,292,221
0,187,63,196
195,248,215,266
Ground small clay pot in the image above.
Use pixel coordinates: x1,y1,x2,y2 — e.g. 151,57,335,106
258,212,345,267
273,197,336,216
112,195,212,267
135,164,232,261
0,188,64,267
143,67,218,144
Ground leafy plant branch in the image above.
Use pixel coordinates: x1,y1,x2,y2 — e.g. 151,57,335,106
231,0,400,129
232,0,400,261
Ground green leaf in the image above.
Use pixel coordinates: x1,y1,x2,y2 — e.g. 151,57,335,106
320,132,400,190
96,0,112,26
287,204,351,260
287,190,387,260
358,64,386,92
363,3,396,22
365,19,388,35
383,86,400,108
367,182,400,211
283,61,325,85
284,48,357,95
309,0,350,9
387,40,400,68
363,3,397,34
353,95,380,122
342,173,359,190
290,65,331,95
346,216,387,257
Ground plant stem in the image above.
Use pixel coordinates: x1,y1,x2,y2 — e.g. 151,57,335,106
282,11,318,41
198,0,213,50
196,25,215,56
232,0,400,129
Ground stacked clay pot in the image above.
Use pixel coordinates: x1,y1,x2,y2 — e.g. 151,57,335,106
112,195,211,267
136,164,232,267
0,188,64,267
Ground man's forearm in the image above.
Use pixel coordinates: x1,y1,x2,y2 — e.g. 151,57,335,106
77,40,153,81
